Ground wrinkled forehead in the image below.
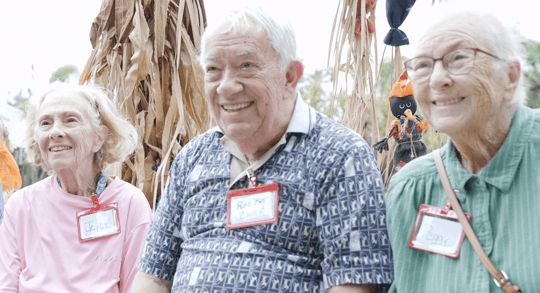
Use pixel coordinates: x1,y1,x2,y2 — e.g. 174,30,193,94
40,89,87,106
37,89,93,117
203,25,276,65
205,20,268,46
416,13,486,56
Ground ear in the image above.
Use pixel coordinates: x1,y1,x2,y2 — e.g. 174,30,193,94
504,59,521,100
92,125,109,153
285,61,304,89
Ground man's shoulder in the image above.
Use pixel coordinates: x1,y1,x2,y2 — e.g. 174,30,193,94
309,112,369,151
167,128,226,182
186,127,222,149
172,128,221,161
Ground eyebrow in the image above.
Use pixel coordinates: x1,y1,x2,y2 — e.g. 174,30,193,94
416,40,470,58
38,111,81,120
237,50,254,57
204,50,255,62
205,55,218,62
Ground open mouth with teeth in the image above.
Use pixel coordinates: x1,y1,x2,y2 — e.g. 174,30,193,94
222,102,254,112
49,146,72,152
433,97,465,106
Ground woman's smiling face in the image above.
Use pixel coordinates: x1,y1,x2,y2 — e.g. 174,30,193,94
412,26,507,137
36,91,105,173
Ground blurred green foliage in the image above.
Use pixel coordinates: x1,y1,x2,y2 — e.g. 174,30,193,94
524,40,540,109
49,64,79,83
298,69,348,121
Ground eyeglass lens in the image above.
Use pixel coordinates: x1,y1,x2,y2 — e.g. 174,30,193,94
406,49,476,81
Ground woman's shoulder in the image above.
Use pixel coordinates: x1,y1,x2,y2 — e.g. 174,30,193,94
107,177,149,204
389,152,437,186
108,177,151,211
527,107,540,142
107,177,152,228
7,176,52,207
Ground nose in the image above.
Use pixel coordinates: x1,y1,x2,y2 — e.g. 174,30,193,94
429,60,453,89
216,69,243,98
48,122,65,140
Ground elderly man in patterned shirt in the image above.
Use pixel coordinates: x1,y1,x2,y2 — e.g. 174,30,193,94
133,7,393,293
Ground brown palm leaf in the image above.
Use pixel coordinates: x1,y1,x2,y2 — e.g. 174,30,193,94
329,0,378,139
329,0,405,188
80,0,210,209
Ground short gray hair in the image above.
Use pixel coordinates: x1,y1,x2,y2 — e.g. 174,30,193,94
199,7,297,73
24,83,138,171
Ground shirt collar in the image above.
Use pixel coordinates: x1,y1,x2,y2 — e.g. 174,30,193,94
215,92,315,185
443,106,533,193
286,91,312,134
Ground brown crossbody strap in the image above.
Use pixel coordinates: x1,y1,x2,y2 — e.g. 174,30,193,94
432,149,520,293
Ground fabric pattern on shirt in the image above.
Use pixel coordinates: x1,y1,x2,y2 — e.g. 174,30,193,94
137,112,393,292
386,106,540,293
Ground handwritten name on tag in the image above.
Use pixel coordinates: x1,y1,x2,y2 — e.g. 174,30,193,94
412,214,463,254
226,182,279,229
230,192,274,224
408,204,470,259
79,209,119,240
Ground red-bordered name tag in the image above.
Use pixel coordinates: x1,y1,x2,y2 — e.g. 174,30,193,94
226,182,279,229
76,195,121,242
408,204,471,259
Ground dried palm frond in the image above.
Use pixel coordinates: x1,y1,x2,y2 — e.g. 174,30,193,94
329,0,379,139
80,0,210,209
329,0,407,188
328,0,374,136
329,0,384,169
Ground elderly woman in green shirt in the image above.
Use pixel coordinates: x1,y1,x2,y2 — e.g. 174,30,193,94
386,5,540,293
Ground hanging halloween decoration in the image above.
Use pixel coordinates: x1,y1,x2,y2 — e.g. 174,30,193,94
355,0,377,35
383,0,416,46
373,70,428,175
0,120,22,202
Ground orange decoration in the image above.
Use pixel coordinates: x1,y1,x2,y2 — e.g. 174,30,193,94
0,141,22,192
355,19,375,35
388,71,414,103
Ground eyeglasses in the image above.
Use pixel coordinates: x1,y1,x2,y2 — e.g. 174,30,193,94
404,48,502,82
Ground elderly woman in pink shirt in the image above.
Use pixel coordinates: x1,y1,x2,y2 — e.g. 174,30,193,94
0,83,152,292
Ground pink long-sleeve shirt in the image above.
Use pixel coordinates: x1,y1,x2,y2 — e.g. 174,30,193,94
0,176,152,292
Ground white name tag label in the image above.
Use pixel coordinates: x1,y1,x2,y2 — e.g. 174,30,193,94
77,203,121,242
408,204,470,259
230,191,274,224
226,183,279,229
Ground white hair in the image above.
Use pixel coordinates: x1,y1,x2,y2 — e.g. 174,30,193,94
418,0,527,106
199,7,298,73
24,83,138,171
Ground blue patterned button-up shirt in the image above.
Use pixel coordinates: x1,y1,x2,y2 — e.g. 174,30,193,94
137,95,393,292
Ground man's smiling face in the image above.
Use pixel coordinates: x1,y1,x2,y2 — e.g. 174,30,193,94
203,25,291,146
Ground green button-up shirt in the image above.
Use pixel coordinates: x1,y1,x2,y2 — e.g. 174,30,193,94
386,106,540,292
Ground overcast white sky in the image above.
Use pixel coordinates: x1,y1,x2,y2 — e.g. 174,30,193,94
1,0,539,146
